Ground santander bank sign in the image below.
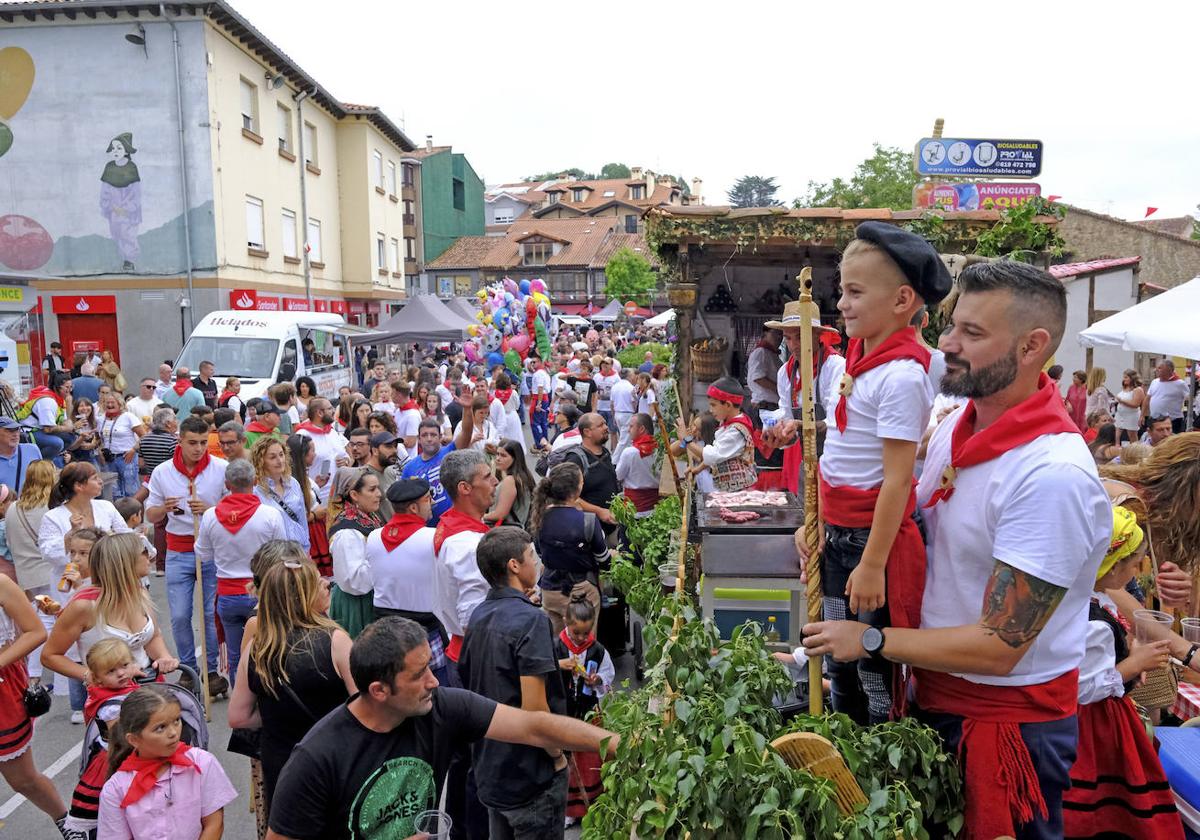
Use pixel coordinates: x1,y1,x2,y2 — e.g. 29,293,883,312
229,289,280,311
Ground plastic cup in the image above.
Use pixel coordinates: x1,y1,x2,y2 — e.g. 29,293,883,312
413,810,452,839
1134,609,1174,644
1181,617,1200,644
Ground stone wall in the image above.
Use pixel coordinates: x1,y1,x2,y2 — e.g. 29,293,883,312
1058,206,1200,289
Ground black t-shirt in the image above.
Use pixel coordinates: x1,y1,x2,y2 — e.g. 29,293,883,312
577,446,619,512
460,587,566,809
192,375,218,408
567,376,597,410
446,399,463,431
268,688,496,840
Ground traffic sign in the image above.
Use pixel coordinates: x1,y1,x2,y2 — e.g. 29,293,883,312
914,138,1043,178
624,300,638,316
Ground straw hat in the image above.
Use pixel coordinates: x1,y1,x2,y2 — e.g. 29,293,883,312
764,300,837,331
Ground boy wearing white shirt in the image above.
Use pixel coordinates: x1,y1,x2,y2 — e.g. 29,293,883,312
295,398,351,504
145,415,228,694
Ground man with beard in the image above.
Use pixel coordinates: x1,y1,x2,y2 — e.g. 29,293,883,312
363,431,405,519
802,260,1110,840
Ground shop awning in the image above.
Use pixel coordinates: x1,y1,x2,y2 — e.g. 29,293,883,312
1078,276,1200,359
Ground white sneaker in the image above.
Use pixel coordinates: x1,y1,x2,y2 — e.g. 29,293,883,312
70,710,84,724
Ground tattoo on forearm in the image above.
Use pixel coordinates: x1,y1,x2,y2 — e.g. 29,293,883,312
979,560,1068,649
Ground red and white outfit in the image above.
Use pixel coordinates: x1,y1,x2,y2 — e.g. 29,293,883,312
295,421,349,505
432,508,490,664
367,516,450,674
616,433,660,515
1062,591,1185,839
195,493,286,586
701,413,756,492
0,608,31,762
915,373,1111,839
771,349,846,491
394,401,423,459
147,451,228,553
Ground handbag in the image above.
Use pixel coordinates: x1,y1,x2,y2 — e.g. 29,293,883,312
1129,661,1181,710
23,682,51,717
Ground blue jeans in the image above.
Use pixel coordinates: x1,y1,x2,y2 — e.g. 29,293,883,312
531,405,549,448
31,429,66,466
165,550,218,672
69,676,86,712
103,454,140,499
216,593,256,687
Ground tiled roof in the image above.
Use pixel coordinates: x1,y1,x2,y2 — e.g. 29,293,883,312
429,219,655,273
1132,217,1195,239
426,236,498,270
486,175,685,215
401,145,453,160
1048,256,1141,279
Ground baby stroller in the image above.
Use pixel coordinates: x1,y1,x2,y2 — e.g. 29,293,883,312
66,664,208,835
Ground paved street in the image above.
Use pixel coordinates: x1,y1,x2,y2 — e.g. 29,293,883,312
0,575,257,838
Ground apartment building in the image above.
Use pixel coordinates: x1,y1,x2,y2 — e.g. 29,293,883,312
0,0,419,372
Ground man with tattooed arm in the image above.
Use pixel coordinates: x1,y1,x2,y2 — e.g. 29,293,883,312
803,261,1111,840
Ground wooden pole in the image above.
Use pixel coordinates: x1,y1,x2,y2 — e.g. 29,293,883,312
652,401,684,501
795,268,823,715
190,477,213,721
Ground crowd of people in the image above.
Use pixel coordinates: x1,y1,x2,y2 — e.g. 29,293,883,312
0,318,680,839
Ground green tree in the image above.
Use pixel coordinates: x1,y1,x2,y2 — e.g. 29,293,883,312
604,247,658,305
796,144,918,210
727,175,783,208
524,167,593,182
600,162,632,179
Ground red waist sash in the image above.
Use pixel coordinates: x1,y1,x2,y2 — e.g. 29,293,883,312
915,668,1078,839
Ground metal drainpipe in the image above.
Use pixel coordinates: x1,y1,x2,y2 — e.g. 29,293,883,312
162,3,196,333
294,89,315,307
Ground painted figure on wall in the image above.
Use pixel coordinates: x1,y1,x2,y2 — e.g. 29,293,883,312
99,132,141,270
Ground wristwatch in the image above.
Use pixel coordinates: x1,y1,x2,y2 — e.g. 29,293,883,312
862,626,886,661
1183,643,1199,670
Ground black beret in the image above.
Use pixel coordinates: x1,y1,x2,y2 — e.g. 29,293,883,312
387,478,430,505
852,222,952,305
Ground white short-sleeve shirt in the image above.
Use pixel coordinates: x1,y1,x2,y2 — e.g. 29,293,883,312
97,411,143,454
916,413,1110,686
819,358,932,489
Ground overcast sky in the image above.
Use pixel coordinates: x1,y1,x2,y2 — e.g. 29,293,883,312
233,0,1200,222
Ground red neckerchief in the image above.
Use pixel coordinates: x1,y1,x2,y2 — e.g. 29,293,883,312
218,390,238,405
1163,373,1181,382
294,421,330,434
104,408,123,419
119,742,200,807
925,373,1080,508
559,628,596,657
397,400,419,412
245,420,273,434
84,681,137,725
492,388,513,405
720,413,754,436
172,378,192,397
27,386,63,407
433,507,489,554
631,432,657,457
380,512,427,552
171,447,210,481
214,492,261,535
834,328,930,433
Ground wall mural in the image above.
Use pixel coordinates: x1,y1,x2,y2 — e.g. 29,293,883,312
0,23,216,277
100,133,143,270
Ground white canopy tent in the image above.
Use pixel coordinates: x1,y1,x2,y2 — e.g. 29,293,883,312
1078,276,1200,359
644,308,675,328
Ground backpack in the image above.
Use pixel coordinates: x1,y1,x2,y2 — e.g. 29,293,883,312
536,443,590,479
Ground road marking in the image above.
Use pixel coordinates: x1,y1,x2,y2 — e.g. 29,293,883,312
0,741,82,820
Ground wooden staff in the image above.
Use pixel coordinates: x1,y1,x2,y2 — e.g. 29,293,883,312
794,267,824,715
652,401,684,501
190,477,213,720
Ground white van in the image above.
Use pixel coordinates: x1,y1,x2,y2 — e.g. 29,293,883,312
175,311,377,402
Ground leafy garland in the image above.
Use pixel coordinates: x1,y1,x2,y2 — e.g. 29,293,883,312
597,496,964,838
645,202,1065,266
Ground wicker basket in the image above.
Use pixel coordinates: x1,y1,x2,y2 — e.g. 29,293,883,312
692,345,724,381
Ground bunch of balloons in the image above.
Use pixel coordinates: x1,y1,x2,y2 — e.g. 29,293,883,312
464,277,556,375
